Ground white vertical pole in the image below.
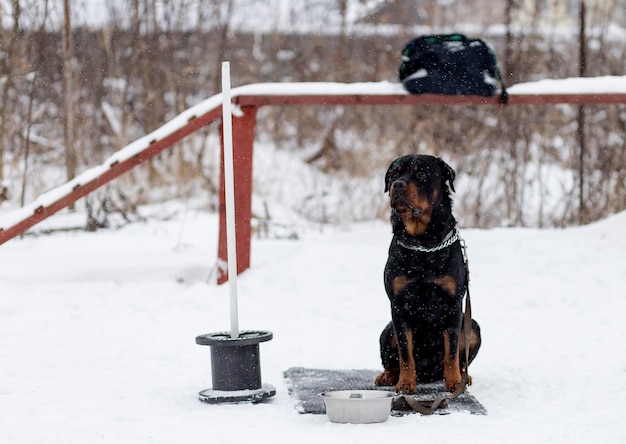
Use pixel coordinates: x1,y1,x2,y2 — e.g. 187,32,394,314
221,61,239,339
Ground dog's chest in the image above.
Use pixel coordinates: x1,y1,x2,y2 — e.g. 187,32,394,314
385,245,464,309
386,247,451,278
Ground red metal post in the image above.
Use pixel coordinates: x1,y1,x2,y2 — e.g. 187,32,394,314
217,105,258,284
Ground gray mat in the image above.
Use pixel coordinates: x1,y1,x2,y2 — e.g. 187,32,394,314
283,367,487,416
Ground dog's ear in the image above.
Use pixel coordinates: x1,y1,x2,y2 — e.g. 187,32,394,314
384,161,396,193
437,157,456,194
384,170,391,193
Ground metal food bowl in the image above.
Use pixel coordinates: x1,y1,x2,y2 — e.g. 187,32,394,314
320,390,396,424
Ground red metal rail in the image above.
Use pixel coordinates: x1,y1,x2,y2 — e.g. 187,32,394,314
0,82,625,284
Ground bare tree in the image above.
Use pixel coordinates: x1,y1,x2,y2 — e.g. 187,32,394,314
62,0,77,184
212,0,234,94
0,0,22,185
577,1,587,224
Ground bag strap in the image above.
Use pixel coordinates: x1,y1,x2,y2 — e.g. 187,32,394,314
398,238,473,415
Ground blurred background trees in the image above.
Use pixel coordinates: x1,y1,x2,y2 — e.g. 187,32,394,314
0,0,625,228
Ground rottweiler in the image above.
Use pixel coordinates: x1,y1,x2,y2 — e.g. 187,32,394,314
374,154,481,395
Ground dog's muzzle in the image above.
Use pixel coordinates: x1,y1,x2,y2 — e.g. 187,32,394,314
392,202,422,217
391,181,422,216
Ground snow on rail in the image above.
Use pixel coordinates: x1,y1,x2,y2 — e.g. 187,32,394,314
507,75,626,94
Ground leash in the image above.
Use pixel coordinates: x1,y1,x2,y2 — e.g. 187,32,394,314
396,235,473,415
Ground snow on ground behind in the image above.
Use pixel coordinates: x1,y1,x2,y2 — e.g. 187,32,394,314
1,201,626,443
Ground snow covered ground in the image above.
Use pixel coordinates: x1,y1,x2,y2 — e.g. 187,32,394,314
1,201,626,443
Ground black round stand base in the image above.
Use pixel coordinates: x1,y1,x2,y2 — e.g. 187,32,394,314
198,383,276,404
196,330,274,404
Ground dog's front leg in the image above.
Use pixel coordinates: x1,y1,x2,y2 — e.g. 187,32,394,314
443,328,462,392
394,324,417,394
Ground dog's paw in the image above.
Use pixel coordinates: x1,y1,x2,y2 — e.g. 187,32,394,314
374,369,397,386
445,377,466,393
396,378,417,395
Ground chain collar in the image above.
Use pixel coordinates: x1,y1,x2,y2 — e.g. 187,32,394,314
396,227,461,253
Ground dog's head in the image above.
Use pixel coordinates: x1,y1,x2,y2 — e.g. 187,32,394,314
384,154,456,236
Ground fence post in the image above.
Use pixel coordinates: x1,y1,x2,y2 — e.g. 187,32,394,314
217,105,258,284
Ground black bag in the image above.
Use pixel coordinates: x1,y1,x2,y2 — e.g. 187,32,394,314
399,34,507,104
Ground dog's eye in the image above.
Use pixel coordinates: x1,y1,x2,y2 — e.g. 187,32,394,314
415,171,428,181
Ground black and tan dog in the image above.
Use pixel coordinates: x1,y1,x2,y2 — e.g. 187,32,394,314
374,154,481,395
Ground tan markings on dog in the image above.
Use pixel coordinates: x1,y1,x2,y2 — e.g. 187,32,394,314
396,328,417,394
427,275,457,295
401,182,433,236
392,275,415,296
458,328,478,386
443,331,462,392
390,333,398,349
